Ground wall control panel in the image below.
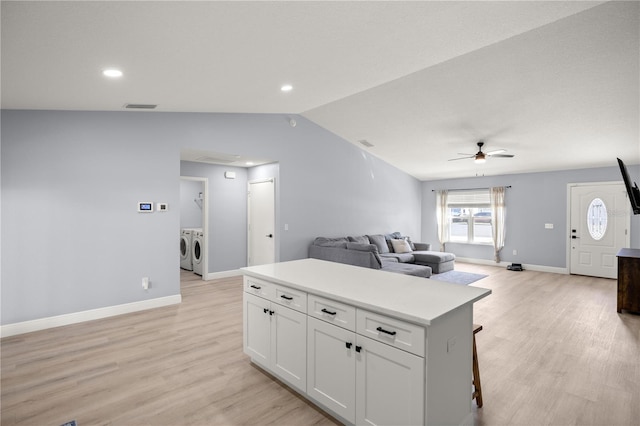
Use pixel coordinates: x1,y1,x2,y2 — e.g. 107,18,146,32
138,202,153,212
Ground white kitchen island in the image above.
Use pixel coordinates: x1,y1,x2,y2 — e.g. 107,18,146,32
241,258,491,426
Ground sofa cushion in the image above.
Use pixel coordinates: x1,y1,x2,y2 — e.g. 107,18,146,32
391,238,412,253
346,242,382,268
313,237,348,248
380,252,415,263
412,251,456,264
347,235,370,245
382,262,431,278
367,234,390,254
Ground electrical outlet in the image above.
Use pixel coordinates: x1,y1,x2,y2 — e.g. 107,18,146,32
142,277,150,290
513,249,517,256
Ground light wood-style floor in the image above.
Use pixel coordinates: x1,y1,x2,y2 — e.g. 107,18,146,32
2,264,639,426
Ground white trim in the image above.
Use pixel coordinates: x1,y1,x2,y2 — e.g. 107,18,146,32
1,294,182,338
456,257,568,275
205,269,242,280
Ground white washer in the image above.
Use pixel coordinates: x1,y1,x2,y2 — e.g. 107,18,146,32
180,228,193,271
192,228,204,276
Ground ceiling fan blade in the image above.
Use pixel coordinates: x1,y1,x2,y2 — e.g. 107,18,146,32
456,152,475,156
448,155,474,161
485,149,506,155
489,154,515,158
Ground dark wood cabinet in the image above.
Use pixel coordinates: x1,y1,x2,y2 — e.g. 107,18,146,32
617,248,640,314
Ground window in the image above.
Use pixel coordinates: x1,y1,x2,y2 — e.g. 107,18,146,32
447,190,493,244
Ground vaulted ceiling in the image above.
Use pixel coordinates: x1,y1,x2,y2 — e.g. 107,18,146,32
2,1,638,180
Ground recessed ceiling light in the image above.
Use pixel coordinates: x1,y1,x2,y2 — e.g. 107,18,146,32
281,84,293,92
246,161,255,166
103,69,123,78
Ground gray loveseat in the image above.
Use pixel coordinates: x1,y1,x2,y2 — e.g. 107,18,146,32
308,232,456,278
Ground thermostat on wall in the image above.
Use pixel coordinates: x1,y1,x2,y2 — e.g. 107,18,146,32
138,202,153,212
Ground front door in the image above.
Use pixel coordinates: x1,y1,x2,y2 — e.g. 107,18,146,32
569,183,630,278
248,178,275,266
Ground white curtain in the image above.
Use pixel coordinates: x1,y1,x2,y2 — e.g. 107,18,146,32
490,186,506,262
436,190,449,252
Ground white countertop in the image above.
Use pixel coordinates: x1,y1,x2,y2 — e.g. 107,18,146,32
241,258,491,326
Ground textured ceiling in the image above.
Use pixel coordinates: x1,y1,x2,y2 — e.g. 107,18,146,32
2,1,638,180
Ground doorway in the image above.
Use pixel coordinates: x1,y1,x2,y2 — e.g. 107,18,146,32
180,176,208,280
569,182,630,278
247,178,275,266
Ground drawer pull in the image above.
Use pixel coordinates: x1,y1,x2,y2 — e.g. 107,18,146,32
321,308,337,315
376,326,397,336
280,295,293,301
345,342,352,349
250,284,261,290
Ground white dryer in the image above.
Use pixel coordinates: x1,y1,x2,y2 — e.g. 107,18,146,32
180,228,193,271
192,228,204,276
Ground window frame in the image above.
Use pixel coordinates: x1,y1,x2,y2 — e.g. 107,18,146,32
446,190,493,245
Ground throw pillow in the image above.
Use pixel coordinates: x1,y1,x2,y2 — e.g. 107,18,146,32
347,235,369,245
402,236,416,251
367,234,390,254
391,238,412,254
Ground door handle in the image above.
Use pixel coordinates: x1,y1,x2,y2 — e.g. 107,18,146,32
266,234,273,238
571,236,579,239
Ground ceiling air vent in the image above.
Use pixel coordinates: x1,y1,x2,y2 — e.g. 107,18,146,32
359,139,374,148
124,103,157,109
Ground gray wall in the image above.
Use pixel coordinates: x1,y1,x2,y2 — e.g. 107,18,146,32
421,165,640,268
1,109,421,325
179,179,203,229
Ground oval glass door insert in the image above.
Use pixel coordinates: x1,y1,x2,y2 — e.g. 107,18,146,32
586,198,607,240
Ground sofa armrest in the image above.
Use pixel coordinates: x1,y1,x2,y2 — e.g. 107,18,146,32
413,242,432,251
309,244,381,270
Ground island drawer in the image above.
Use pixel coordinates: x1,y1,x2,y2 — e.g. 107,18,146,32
356,309,425,357
307,294,356,332
273,284,307,313
244,276,273,299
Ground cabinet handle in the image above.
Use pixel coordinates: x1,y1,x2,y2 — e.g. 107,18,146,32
269,310,274,316
280,295,293,301
376,326,397,336
321,308,337,315
263,308,269,314
355,345,362,353
250,284,261,290
346,342,352,349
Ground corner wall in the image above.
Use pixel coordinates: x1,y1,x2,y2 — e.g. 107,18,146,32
1,110,422,326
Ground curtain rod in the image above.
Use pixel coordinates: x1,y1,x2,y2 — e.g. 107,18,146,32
431,186,511,192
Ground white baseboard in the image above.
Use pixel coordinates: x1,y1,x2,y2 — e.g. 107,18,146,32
456,257,568,275
205,269,242,280
1,294,182,338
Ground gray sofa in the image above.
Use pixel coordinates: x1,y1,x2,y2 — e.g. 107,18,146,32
308,233,456,278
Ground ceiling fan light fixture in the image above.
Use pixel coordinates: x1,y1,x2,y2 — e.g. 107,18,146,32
474,154,486,164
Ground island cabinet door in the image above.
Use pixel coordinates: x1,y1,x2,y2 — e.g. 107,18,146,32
271,303,307,393
243,292,271,368
355,335,424,426
307,317,357,423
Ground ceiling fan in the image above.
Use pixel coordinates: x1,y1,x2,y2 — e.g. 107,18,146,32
448,141,514,164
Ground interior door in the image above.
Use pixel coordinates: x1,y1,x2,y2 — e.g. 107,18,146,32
248,178,275,266
570,183,630,278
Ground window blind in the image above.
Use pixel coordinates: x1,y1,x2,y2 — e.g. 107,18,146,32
446,189,490,206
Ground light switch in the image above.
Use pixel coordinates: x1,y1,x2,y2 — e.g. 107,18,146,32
545,223,554,229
